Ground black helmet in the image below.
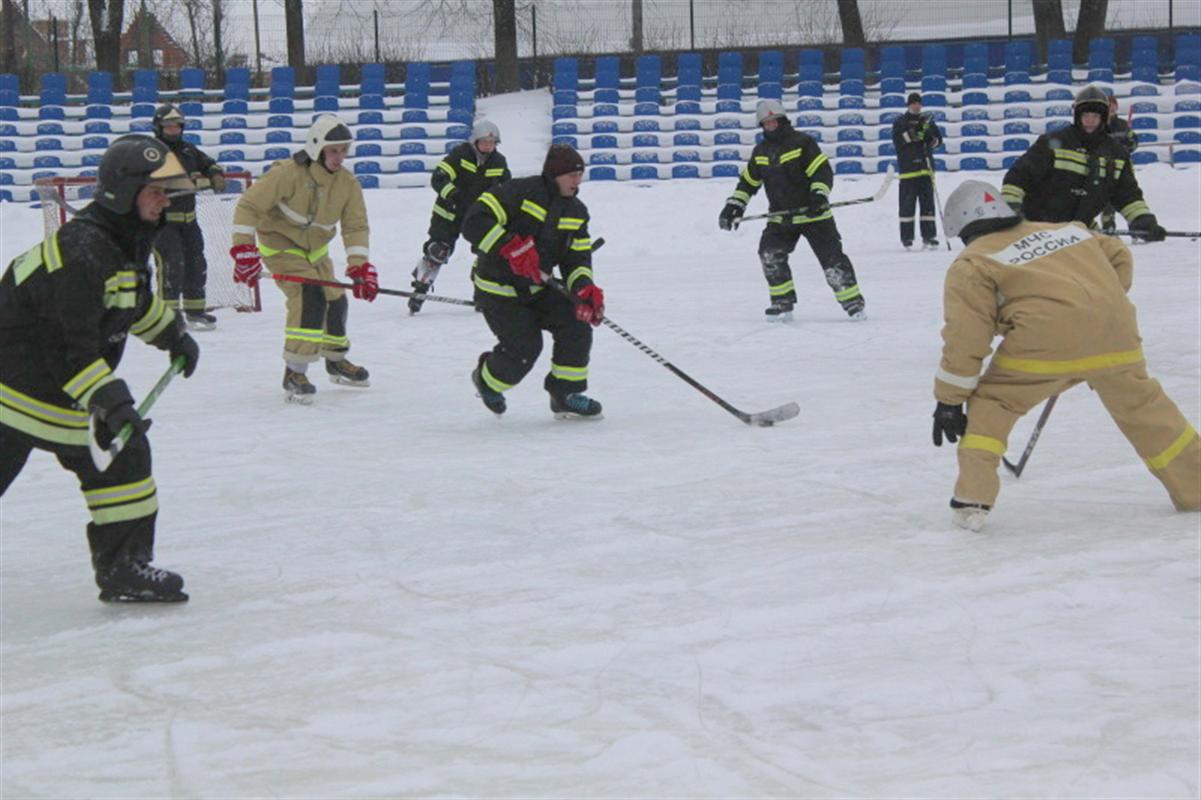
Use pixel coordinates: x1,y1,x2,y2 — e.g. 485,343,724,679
95,135,195,214
152,103,186,140
1073,85,1110,131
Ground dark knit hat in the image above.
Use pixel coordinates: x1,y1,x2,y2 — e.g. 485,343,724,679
907,92,922,105
542,143,585,178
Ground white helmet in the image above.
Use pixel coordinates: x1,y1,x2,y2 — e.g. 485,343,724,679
471,119,500,145
755,99,788,126
943,180,1019,240
303,114,353,161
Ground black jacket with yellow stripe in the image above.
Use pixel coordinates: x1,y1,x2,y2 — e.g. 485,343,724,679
727,120,834,224
0,204,183,447
1001,124,1152,227
461,175,593,302
430,142,511,225
891,111,943,179
159,136,221,216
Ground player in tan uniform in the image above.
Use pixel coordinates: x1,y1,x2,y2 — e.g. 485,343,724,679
931,180,1199,530
229,115,379,403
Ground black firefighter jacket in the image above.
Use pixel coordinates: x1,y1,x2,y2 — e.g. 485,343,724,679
727,120,835,225
461,175,594,302
430,143,511,227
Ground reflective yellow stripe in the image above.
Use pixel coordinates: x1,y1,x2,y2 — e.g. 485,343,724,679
479,224,506,253
478,192,507,226
458,158,478,173
768,280,794,296
810,182,831,196
43,233,63,273
259,244,329,263
1053,159,1088,176
180,298,207,312
10,243,43,285
959,434,1006,456
439,183,456,199
730,190,751,203
484,168,506,177
0,400,91,445
566,266,593,288
285,326,325,343
740,167,761,187
481,362,513,392
436,160,457,179
834,284,861,302
130,295,176,343
432,203,457,222
104,272,138,292
804,153,829,177
90,494,158,525
63,358,112,401
570,237,591,252
165,211,196,223
779,147,804,164
521,199,547,221
322,334,349,349
85,476,156,508
753,156,769,165
1053,148,1087,164
550,362,588,381
1002,184,1025,202
1120,200,1151,220
0,382,88,427
900,169,933,179
104,291,138,309
992,348,1144,374
558,217,585,231
777,210,834,225
473,272,518,297
1144,425,1198,471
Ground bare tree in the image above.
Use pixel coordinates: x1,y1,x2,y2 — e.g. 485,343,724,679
630,0,642,53
70,0,88,72
211,0,224,80
1032,0,1066,62
285,0,304,71
2,0,17,75
88,0,126,86
493,0,518,92
1073,0,1108,63
837,0,865,48
184,0,200,64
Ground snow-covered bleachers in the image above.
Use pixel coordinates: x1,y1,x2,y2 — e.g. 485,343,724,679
553,35,1201,182
0,62,478,201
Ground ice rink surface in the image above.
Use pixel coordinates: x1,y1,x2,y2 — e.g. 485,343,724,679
1,91,1199,797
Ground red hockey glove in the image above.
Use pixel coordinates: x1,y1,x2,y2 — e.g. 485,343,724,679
346,262,379,302
499,234,543,283
230,244,262,286
574,284,605,326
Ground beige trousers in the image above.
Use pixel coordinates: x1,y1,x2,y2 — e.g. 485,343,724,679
267,253,350,364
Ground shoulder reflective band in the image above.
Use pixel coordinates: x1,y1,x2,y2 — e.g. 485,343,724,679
558,217,585,231
521,199,547,221
478,192,507,226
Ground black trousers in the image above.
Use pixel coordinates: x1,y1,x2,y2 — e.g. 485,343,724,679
425,215,463,261
758,218,865,313
475,288,593,397
898,176,937,243
156,221,208,312
0,424,158,579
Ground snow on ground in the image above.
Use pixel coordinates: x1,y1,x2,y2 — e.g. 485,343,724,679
1,90,1199,798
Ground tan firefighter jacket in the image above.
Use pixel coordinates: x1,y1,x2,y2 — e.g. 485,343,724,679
935,220,1139,405
232,157,370,267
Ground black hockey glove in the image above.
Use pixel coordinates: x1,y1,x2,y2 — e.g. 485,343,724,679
719,202,744,231
808,195,831,217
440,191,459,215
932,402,967,446
89,379,151,446
1129,214,1167,243
169,332,199,378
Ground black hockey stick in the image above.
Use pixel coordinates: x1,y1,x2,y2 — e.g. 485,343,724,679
540,272,798,427
1002,394,1058,478
266,272,476,308
1107,229,1200,240
927,155,952,251
89,356,185,471
737,164,895,225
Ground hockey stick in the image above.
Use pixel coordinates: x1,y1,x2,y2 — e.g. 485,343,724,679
1001,394,1058,478
737,164,895,224
540,273,799,427
927,155,952,251
89,356,186,471
264,272,477,308
1107,229,1200,240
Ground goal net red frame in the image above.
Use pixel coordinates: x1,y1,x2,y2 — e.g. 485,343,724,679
34,171,261,313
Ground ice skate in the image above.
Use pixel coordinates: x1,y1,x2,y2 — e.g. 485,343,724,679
922,238,940,250
326,358,370,387
950,498,991,532
283,368,316,404
96,557,187,603
550,392,603,421
764,299,794,323
471,353,506,416
408,280,432,314
845,299,867,322
184,311,217,331
902,240,914,251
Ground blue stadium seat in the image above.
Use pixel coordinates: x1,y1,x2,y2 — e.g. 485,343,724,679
1176,100,1201,112
269,98,294,113
1087,38,1115,82
132,69,157,103
1045,119,1070,133
593,120,619,133
270,66,295,98
358,111,384,125
446,124,470,139
353,160,381,175
672,164,700,178
631,165,659,180
1176,115,1201,128
1131,84,1159,97
838,112,865,126
960,156,988,170
589,166,617,180
362,63,386,95
673,132,700,146
179,67,204,97
674,118,700,131
713,148,740,161
676,86,701,103
962,73,989,89
267,115,292,129
356,175,379,189
1132,116,1159,130
878,142,895,156
1004,107,1031,119
633,119,660,132
962,91,989,107
796,113,822,127
0,156,15,169
836,144,863,158
87,71,114,105
837,128,864,142
267,130,292,143
35,137,62,151
182,131,199,143
835,160,864,175
314,96,339,112
593,104,619,117
960,139,989,153
1176,149,1201,163
34,155,62,168
552,135,577,148
633,133,659,148
838,96,865,109
1004,89,1032,104
553,121,577,135
920,75,946,93
222,100,248,114
36,121,63,135
672,150,700,163
589,152,616,166
0,139,13,152
1003,137,1030,151
218,150,245,162
266,147,292,160
400,125,428,139
85,105,113,119
759,50,783,83
1132,150,1158,165
398,142,426,154
220,131,246,144
180,101,203,118
83,135,108,149
1003,121,1031,135
1045,88,1073,102
1175,130,1201,143
880,77,906,96
633,101,659,116
356,127,383,140
758,82,782,100
880,94,905,108
591,134,618,149
922,93,947,107
221,116,248,129
1046,104,1071,118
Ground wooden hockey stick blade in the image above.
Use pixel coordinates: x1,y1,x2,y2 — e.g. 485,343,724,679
744,401,800,427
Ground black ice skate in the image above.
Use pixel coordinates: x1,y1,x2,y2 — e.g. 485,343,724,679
922,238,941,250
283,367,317,404
408,280,431,314
184,311,217,331
902,239,914,250
326,358,370,387
550,392,604,421
844,298,867,322
96,557,188,603
471,353,506,416
764,299,794,322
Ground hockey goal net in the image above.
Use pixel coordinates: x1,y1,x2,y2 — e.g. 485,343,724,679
34,171,260,312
